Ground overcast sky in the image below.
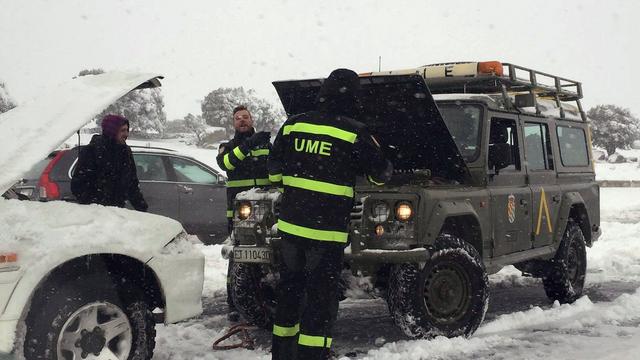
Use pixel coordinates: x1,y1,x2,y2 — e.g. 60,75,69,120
1,0,639,120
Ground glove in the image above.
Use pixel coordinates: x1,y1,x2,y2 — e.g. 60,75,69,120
244,131,271,148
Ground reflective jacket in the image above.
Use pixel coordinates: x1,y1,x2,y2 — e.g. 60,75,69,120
268,111,391,243
216,129,271,219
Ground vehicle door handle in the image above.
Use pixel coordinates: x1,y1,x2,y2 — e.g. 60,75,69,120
178,185,193,194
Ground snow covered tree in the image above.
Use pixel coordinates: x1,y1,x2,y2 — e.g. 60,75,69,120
78,69,168,136
588,104,640,156
183,113,207,145
201,87,285,136
0,81,17,114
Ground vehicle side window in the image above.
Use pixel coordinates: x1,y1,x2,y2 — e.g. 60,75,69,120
488,118,521,171
524,122,554,170
170,157,218,184
556,126,589,167
133,154,169,181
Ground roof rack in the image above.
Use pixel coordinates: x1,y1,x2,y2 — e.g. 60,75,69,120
425,62,586,121
364,61,587,121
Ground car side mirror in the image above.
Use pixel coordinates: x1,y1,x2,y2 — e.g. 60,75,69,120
489,143,512,173
218,178,226,185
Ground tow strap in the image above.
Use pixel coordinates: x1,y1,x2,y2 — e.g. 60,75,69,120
212,323,259,350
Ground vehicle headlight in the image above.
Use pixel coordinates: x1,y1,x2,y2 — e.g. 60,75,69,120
370,201,390,222
395,202,413,221
238,202,252,220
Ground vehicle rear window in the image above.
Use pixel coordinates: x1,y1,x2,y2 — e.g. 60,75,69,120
170,157,217,184
525,122,554,170
556,126,589,167
134,154,170,181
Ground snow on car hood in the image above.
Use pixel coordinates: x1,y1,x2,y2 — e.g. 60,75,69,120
0,198,184,265
0,72,163,194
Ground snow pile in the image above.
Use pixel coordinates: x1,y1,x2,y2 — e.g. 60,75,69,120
361,289,640,360
235,188,282,202
197,243,230,299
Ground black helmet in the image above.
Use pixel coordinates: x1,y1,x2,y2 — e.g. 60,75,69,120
316,68,361,118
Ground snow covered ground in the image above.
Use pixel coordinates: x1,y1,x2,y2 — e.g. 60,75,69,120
151,187,640,360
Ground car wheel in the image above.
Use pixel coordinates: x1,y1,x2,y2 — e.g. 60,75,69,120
542,221,587,303
387,233,489,339
229,262,277,329
23,275,156,360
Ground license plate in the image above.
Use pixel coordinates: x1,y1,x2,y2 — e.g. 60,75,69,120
233,247,272,263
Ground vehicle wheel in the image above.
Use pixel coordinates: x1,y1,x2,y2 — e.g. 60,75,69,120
229,262,277,329
23,275,155,360
542,221,587,303
387,233,489,339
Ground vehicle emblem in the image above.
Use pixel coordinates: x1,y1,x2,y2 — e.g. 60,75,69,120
507,194,516,224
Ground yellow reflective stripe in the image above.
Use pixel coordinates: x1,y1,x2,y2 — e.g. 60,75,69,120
277,219,348,243
223,153,235,171
226,178,270,187
251,149,270,157
255,178,270,186
283,122,357,143
233,146,246,160
298,333,332,348
269,173,283,183
273,323,299,337
226,210,234,218
283,176,353,198
367,175,385,186
227,179,255,187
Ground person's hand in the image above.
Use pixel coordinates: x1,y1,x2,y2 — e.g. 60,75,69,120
245,131,271,148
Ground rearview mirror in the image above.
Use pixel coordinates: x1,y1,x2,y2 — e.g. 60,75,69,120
489,143,512,173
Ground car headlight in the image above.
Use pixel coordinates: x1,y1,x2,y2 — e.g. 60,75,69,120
395,202,413,221
238,202,252,220
370,201,390,222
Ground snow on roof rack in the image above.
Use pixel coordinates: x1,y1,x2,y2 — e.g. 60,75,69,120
363,61,587,121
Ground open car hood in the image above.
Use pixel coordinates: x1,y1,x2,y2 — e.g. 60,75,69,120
0,72,163,194
273,74,470,183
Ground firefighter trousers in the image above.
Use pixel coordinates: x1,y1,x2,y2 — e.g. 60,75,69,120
271,235,344,360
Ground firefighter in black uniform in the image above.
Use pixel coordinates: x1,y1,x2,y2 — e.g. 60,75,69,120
268,69,392,359
216,105,271,320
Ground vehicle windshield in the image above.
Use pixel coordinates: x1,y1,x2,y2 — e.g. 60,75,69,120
438,104,483,163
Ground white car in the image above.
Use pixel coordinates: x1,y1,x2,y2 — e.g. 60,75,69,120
0,73,204,359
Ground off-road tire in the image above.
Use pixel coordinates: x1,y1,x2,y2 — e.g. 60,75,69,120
387,233,489,339
23,274,155,360
229,262,277,329
542,221,587,303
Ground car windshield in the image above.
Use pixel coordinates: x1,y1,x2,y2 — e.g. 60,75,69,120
438,104,483,163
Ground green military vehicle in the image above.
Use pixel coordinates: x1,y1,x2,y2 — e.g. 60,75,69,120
222,61,601,339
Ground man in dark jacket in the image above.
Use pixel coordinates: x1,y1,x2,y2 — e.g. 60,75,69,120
216,105,272,321
268,69,392,360
71,114,148,212
216,105,272,233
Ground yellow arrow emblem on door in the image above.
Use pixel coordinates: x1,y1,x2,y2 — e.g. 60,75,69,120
535,187,553,235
